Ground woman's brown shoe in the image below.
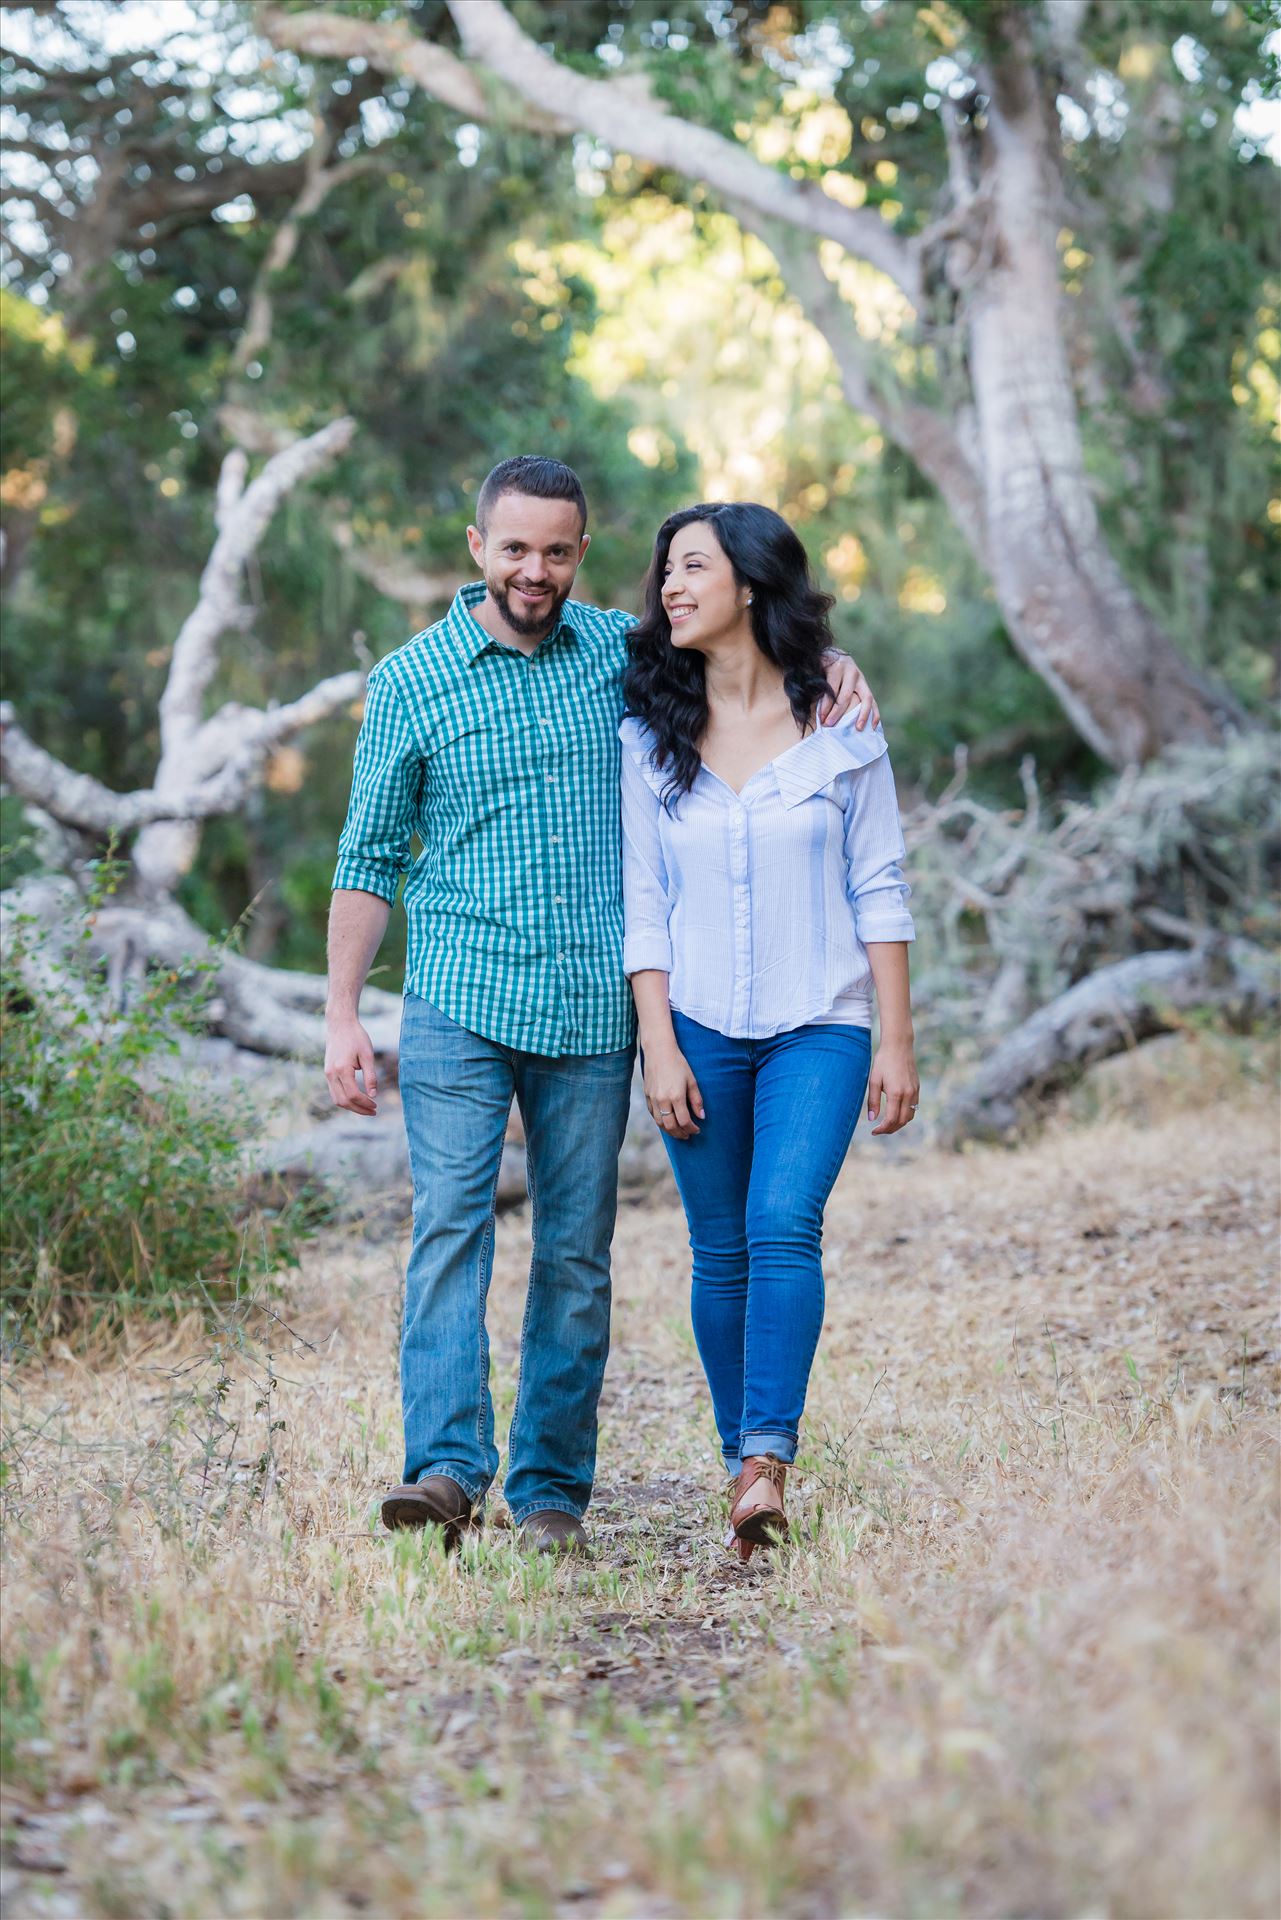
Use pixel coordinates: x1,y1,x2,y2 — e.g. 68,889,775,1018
729,1454,789,1550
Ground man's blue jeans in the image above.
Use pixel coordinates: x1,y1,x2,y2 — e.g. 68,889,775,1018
397,993,634,1524
661,1011,872,1476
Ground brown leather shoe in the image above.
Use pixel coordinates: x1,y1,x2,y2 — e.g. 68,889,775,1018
381,1474,479,1545
723,1522,757,1564
517,1509,589,1555
729,1454,789,1550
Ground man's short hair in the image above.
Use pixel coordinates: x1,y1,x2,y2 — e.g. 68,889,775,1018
475,456,588,537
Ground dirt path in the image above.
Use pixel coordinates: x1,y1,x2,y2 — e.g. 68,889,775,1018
2,1093,1278,1918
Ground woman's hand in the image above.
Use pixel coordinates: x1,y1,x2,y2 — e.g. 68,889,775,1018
867,1039,919,1136
643,1042,705,1140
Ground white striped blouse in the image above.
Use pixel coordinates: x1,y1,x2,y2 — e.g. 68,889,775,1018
619,713,915,1038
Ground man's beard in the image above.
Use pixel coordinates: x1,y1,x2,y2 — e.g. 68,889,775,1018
488,573,570,638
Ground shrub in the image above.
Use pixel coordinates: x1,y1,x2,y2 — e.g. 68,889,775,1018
1,864,307,1338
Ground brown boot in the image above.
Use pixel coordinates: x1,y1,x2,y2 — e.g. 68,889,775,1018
517,1509,589,1556
381,1474,479,1546
729,1454,789,1551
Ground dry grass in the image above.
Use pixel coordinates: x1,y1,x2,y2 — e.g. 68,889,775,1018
2,1062,1279,1919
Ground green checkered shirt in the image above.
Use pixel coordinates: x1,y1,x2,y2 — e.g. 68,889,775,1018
333,582,635,1055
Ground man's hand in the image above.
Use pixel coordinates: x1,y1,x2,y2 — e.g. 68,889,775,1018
819,650,879,730
325,890,390,1115
325,1015,379,1116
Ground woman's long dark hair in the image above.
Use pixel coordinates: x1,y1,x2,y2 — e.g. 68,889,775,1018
623,502,836,801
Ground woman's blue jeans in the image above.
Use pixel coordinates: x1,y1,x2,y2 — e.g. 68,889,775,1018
661,1011,871,1476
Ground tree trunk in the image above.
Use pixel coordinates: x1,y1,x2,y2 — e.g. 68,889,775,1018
962,10,1241,764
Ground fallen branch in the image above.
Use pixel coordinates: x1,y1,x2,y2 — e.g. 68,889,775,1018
903,732,1279,1043
939,940,1279,1145
1,875,399,1063
84,898,400,1061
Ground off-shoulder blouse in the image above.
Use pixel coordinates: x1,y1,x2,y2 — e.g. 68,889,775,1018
619,713,915,1039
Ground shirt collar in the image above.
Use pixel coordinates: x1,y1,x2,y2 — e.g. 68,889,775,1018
447,580,578,664
773,719,889,808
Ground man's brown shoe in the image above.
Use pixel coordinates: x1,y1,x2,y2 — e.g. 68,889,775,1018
518,1510,589,1556
381,1474,479,1545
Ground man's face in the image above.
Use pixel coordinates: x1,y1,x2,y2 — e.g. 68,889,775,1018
467,492,589,639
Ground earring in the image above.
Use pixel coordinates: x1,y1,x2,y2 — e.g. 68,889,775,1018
747,593,754,605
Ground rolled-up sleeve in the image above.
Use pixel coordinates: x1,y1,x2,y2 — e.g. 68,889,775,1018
332,668,421,903
842,749,916,944
620,744,673,975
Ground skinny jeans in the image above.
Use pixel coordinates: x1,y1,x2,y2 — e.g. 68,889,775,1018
659,1010,871,1474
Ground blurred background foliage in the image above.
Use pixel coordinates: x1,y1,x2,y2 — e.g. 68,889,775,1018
2,0,1278,983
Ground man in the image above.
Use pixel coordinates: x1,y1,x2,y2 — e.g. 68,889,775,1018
325,456,875,1554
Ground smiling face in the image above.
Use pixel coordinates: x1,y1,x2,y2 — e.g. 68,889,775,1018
467,491,589,640
661,519,751,651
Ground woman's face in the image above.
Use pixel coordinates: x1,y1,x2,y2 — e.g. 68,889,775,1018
660,520,750,650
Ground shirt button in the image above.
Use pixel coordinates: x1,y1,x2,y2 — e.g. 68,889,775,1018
554,895,564,904
551,835,561,845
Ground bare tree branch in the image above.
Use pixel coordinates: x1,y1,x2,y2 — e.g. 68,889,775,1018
119,416,357,894
939,97,978,211
733,205,989,565
0,707,251,831
327,521,464,614
1041,0,1091,63
258,1,921,304
156,419,355,760
258,4,518,125
0,705,213,831
189,671,367,784
230,124,384,379
1,667,367,836
447,0,921,303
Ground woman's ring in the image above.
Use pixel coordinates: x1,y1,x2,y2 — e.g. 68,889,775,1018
658,1106,673,1116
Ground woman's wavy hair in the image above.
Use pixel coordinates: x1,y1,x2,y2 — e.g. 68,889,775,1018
623,502,837,803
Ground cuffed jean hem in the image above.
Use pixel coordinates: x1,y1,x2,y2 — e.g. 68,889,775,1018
507,1498,585,1527
740,1431,798,1464
417,1463,489,1505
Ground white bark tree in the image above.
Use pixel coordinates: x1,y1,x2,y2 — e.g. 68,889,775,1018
0,416,402,1060
132,419,361,897
2,419,364,866
261,0,1245,767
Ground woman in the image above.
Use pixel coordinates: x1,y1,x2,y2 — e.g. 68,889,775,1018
620,502,919,1560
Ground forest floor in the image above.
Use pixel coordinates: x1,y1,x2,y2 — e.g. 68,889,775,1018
2,1046,1279,1920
